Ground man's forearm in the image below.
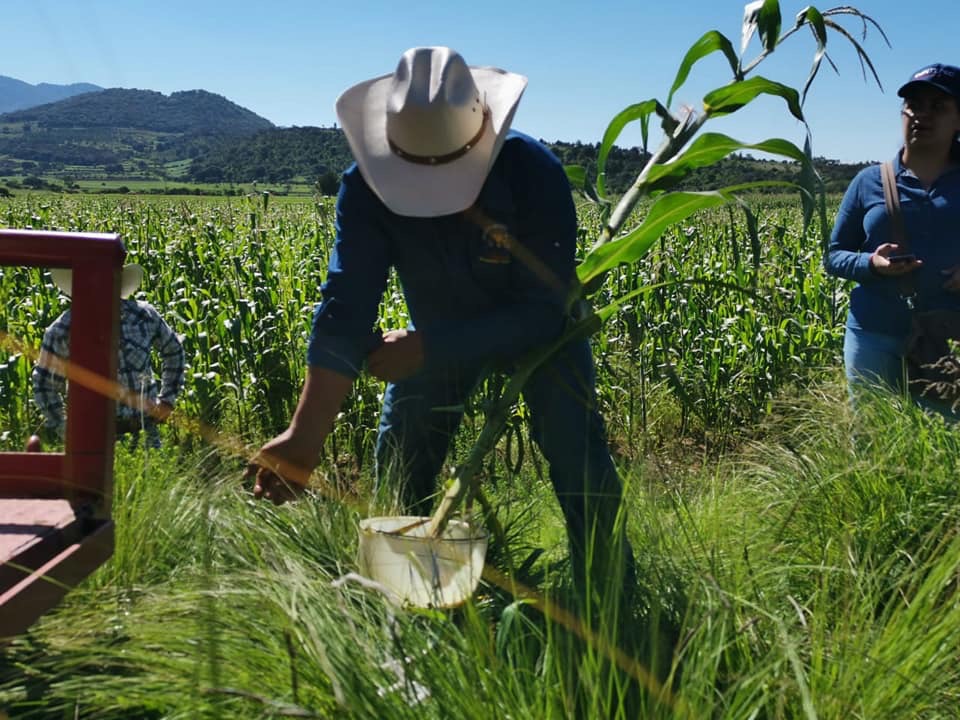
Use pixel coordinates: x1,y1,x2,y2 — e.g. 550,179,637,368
289,365,355,451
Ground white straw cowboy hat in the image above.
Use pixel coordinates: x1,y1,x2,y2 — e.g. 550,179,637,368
50,263,144,299
335,46,528,217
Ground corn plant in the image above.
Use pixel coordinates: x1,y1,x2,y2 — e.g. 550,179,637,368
590,199,846,453
427,0,887,534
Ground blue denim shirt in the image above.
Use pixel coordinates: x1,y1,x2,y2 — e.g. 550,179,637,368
825,151,960,336
306,131,578,378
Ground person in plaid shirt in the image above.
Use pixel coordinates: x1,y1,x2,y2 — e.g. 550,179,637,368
32,263,185,448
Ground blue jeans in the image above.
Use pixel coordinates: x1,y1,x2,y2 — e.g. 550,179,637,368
375,339,633,597
844,326,958,419
843,326,907,394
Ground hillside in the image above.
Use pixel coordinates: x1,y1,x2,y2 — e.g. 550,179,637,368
0,83,869,193
0,75,102,114
189,126,349,188
1,88,273,135
187,128,869,194
0,88,274,177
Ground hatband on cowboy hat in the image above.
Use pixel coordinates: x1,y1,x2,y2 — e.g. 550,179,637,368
50,263,144,299
335,46,527,217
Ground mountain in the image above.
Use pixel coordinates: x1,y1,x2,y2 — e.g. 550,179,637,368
0,81,868,193
0,75,102,114
189,126,351,185
1,88,273,135
0,88,274,175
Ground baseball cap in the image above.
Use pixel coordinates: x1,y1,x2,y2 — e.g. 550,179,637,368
897,63,960,100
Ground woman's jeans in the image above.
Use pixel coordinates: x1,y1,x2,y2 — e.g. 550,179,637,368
374,338,634,602
844,325,958,419
843,326,907,394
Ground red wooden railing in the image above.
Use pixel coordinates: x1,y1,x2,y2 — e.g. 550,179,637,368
0,229,123,637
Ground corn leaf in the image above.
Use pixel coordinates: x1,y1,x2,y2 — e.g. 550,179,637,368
795,5,827,44
667,30,739,108
795,6,828,103
565,164,602,205
757,0,782,52
703,76,804,120
596,100,658,199
798,134,819,230
741,0,764,55
564,164,587,190
578,191,730,283
643,132,807,192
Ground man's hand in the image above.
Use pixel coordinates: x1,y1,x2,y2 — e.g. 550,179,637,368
245,366,353,505
942,264,960,293
153,400,174,423
245,429,320,506
367,329,424,382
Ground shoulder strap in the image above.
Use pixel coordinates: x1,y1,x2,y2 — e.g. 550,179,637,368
880,161,910,252
880,160,916,304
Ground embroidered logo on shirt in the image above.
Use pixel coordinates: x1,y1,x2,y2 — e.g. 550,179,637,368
478,223,513,264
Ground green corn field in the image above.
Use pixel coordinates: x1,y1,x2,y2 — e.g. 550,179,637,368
0,192,847,462
3,191,959,720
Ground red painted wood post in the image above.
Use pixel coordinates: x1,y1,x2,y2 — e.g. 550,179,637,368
0,230,125,510
64,252,121,513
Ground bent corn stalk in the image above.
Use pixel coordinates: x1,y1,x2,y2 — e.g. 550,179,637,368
426,0,887,539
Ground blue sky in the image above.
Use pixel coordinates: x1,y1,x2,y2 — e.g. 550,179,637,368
4,1,957,163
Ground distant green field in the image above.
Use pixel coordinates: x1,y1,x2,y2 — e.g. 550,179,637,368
0,175,319,197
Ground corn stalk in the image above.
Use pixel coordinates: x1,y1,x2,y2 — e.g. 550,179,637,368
426,0,888,538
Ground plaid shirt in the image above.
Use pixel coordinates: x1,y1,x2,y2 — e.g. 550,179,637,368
32,298,185,437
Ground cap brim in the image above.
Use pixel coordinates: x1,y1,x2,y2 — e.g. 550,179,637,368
898,79,958,99
336,67,527,217
49,263,143,299
121,264,143,298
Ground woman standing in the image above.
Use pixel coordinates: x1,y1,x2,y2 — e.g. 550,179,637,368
825,63,960,412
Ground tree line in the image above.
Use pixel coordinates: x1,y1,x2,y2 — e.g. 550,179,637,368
184,130,871,194
0,95,870,194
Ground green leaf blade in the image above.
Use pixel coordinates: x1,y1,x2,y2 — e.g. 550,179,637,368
564,164,587,190
578,191,730,284
596,101,658,199
667,30,739,108
642,132,808,192
758,0,783,52
702,76,804,121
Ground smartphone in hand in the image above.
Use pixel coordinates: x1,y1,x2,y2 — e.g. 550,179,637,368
887,254,917,264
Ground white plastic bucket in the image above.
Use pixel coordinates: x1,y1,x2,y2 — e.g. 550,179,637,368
357,516,488,608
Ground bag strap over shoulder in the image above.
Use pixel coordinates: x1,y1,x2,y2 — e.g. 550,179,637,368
880,160,916,305
880,161,909,251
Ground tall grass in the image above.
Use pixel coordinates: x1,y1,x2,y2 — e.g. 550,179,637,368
2,377,959,718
